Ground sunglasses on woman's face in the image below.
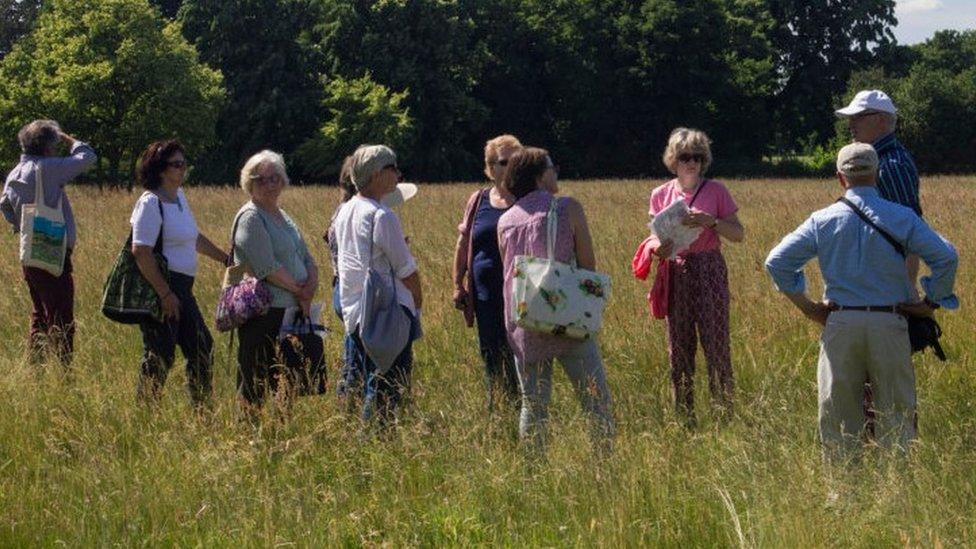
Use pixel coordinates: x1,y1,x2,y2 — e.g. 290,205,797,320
494,158,509,167
166,159,187,169
677,153,704,164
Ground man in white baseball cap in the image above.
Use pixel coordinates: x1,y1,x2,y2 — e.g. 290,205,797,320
836,89,924,435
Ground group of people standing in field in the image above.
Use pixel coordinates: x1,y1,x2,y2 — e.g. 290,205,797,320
1,88,959,466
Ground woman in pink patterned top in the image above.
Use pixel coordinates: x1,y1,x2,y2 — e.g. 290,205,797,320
497,147,614,450
649,128,744,420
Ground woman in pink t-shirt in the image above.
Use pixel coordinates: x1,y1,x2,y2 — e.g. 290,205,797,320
648,128,744,420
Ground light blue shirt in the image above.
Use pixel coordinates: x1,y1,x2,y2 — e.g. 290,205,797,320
765,186,958,309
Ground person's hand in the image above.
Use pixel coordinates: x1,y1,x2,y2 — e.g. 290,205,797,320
299,296,313,317
802,301,835,326
453,287,468,310
297,281,316,302
683,210,716,229
897,300,936,319
655,238,675,258
161,292,181,322
57,130,76,146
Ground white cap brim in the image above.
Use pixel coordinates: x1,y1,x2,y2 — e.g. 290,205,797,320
381,183,419,208
835,105,866,117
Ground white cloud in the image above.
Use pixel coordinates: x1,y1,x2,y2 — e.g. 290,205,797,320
897,0,944,15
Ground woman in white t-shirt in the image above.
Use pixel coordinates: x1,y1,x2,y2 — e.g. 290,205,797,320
130,140,229,406
333,144,422,424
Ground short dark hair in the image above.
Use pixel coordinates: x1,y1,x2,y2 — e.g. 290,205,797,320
138,140,186,190
501,147,550,200
18,120,60,156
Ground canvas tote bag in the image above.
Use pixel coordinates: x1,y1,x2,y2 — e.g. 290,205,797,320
359,208,413,374
511,197,611,339
19,163,68,276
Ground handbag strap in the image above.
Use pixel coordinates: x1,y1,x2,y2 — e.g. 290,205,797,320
367,204,399,297
151,193,165,255
837,197,906,258
685,178,709,209
545,196,559,260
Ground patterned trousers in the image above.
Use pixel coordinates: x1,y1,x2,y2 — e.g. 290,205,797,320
665,250,733,415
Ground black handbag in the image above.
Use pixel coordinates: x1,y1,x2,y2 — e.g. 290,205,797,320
101,198,168,324
838,197,947,360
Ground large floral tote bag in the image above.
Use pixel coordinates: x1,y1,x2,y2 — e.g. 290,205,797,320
511,197,611,339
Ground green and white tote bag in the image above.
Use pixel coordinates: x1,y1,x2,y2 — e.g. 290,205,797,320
511,197,611,339
19,164,68,276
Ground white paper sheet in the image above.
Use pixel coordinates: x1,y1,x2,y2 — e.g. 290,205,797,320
649,198,702,259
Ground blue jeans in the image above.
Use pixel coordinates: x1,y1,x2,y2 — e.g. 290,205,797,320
349,306,419,424
333,284,364,398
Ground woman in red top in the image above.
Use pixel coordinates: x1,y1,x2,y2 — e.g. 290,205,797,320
649,128,744,420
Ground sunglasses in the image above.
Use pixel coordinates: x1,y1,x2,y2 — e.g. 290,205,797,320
249,173,282,185
166,160,188,169
677,153,705,164
493,158,509,167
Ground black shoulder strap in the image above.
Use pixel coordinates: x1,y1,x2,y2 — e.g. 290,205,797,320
688,179,708,208
838,197,906,258
152,194,165,255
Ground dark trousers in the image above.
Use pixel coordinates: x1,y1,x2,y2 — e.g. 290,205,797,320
23,249,74,366
348,306,417,424
137,272,213,404
474,297,519,410
236,307,326,406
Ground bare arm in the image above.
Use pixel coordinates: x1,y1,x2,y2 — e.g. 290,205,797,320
401,270,423,311
196,233,229,265
132,244,179,321
784,292,833,326
569,198,596,270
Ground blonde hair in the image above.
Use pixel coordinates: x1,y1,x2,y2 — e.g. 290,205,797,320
662,127,713,175
484,134,522,180
240,150,290,195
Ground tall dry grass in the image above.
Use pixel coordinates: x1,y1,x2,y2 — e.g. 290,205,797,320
0,176,973,546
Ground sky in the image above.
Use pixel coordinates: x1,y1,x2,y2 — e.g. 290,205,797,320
893,0,976,44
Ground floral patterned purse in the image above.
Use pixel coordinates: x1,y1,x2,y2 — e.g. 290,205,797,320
511,197,611,339
215,211,272,332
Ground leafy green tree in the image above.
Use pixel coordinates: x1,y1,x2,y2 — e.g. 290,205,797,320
0,0,224,187
0,0,42,57
767,0,896,151
315,0,489,180
295,73,414,181
179,0,322,181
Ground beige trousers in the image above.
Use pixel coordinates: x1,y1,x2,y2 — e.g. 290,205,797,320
817,310,915,462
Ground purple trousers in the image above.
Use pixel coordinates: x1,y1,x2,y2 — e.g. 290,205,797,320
666,249,733,415
22,249,74,366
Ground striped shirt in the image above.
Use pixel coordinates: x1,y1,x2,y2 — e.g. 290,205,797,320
874,133,921,216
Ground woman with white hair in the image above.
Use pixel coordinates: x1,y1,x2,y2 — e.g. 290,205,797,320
333,144,422,424
232,150,319,413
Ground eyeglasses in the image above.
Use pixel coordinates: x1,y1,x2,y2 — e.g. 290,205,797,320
493,159,509,167
383,163,400,173
677,153,705,164
249,173,282,186
546,162,560,176
166,160,187,169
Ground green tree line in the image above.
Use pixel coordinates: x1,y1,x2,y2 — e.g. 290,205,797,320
0,0,972,184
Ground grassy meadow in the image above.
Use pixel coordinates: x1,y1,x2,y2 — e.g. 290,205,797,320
0,176,974,546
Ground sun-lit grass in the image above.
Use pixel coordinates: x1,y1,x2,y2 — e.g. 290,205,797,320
0,176,973,546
